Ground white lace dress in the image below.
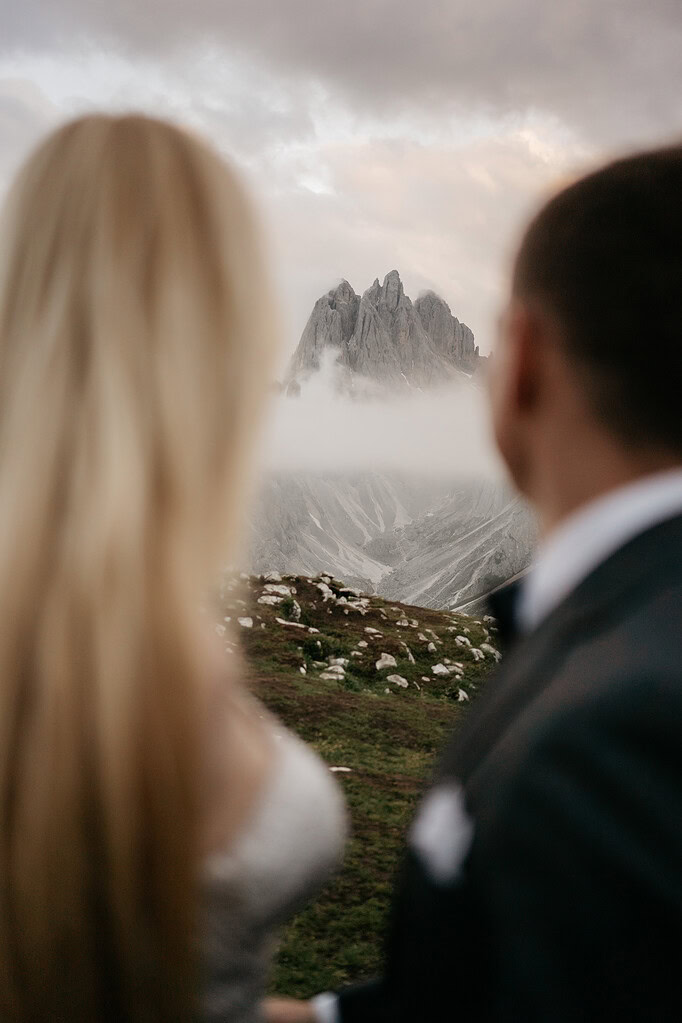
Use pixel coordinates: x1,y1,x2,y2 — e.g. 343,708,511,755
201,725,347,1022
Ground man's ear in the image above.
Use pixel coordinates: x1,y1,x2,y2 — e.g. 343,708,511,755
506,298,544,415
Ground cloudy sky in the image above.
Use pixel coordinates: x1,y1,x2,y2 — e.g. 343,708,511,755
2,1,681,363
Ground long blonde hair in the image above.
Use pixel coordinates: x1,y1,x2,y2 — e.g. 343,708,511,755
0,114,277,1020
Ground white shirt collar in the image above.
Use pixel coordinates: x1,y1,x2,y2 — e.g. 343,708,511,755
517,468,682,634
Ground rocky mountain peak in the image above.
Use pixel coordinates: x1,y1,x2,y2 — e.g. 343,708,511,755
287,272,479,393
380,269,406,310
414,290,476,366
330,279,357,305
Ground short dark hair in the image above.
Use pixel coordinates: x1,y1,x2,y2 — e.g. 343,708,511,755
513,144,682,455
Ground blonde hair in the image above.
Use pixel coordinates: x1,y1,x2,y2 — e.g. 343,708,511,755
0,114,277,1019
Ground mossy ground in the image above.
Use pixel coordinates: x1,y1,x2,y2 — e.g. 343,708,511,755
217,572,499,997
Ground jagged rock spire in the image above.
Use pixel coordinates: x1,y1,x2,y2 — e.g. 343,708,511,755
286,271,478,392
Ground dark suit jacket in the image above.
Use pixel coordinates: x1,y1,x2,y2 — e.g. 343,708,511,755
338,512,682,1022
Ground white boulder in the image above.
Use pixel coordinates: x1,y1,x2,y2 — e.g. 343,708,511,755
400,642,416,664
322,664,345,676
387,674,409,689
264,583,293,597
431,663,451,676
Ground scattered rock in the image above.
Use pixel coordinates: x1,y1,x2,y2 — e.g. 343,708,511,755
481,643,502,662
376,652,398,671
457,689,469,702
455,635,472,647
264,583,293,596
400,642,416,664
258,595,282,606
431,663,451,676
238,617,253,628
357,640,369,648
387,674,409,689
471,648,485,662
264,571,282,582
329,766,352,773
427,641,437,653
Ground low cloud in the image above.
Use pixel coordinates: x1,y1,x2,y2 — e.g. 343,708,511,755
259,353,504,479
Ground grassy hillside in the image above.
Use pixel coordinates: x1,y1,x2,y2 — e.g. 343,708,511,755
216,571,500,997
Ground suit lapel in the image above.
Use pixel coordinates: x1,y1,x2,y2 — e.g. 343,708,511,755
442,511,682,785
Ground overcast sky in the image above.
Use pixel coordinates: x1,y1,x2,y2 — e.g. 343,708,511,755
1,1,681,362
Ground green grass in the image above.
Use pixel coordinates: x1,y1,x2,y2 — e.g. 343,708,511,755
217,572,499,997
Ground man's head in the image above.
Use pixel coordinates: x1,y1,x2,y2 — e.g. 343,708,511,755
490,144,682,529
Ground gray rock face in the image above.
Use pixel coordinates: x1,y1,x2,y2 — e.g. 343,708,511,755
287,271,478,392
287,279,359,388
414,290,477,368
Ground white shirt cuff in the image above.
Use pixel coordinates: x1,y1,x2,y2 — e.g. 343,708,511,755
310,992,340,1023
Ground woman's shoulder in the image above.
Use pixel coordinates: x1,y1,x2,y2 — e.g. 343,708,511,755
202,720,347,921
